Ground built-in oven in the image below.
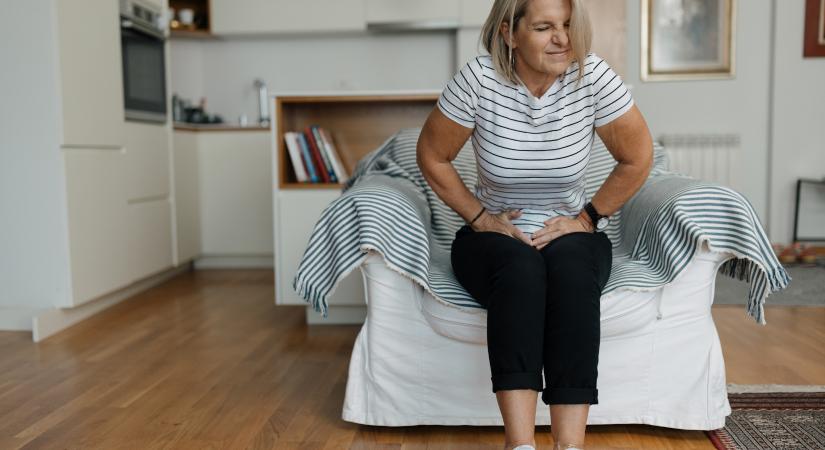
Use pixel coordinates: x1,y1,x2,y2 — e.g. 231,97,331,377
120,0,167,123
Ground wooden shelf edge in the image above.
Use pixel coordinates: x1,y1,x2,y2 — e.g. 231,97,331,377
279,182,346,190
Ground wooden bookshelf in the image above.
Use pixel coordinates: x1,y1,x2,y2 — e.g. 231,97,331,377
274,93,440,190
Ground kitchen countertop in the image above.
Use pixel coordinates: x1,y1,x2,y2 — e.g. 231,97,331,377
173,122,271,132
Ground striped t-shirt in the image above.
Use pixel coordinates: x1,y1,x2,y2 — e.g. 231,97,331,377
437,53,634,236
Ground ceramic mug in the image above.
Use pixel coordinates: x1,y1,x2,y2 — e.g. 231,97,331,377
178,8,194,26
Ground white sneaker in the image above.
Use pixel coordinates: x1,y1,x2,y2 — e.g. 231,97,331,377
512,446,536,450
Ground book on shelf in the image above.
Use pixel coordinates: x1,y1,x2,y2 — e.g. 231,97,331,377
303,126,331,183
283,132,308,182
318,127,349,184
306,126,336,183
283,125,350,184
307,125,338,183
295,132,320,183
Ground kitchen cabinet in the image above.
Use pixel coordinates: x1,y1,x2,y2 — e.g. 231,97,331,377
64,145,174,307
63,149,132,306
197,131,272,257
365,0,460,27
211,0,365,35
170,128,272,266
124,122,171,201
4,1,179,340
126,199,174,281
54,0,124,148
123,122,175,279
172,131,201,265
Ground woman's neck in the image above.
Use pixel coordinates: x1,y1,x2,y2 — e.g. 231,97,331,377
514,59,563,99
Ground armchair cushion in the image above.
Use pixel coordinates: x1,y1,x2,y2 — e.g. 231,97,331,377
294,128,790,324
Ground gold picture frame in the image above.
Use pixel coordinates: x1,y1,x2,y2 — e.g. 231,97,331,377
641,0,736,81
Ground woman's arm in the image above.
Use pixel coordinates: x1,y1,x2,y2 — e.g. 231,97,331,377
416,108,530,243
416,108,478,221
579,104,654,228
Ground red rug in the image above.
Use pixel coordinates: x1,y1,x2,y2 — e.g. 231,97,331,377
705,392,825,449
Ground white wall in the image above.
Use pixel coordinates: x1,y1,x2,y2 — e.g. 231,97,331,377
170,31,456,124
169,38,205,104
0,2,72,314
625,0,774,228
769,0,825,244
170,1,823,244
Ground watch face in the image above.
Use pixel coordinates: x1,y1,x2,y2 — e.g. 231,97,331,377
597,217,609,230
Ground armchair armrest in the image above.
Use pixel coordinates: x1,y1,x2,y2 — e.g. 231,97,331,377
612,173,790,325
293,173,433,318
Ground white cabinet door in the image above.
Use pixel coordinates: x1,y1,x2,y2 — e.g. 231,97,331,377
276,190,365,306
126,199,174,281
55,0,124,147
366,0,460,26
124,122,171,202
211,0,365,35
63,149,131,306
172,131,201,265
198,131,273,256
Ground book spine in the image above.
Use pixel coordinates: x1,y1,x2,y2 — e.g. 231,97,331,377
311,125,337,183
284,132,308,182
304,127,331,183
319,128,348,183
296,132,319,183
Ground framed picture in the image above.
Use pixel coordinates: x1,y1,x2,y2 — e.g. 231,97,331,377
641,0,736,81
804,0,825,57
793,178,825,243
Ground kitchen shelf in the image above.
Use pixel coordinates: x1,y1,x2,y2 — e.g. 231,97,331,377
170,29,215,39
169,0,210,35
273,93,439,190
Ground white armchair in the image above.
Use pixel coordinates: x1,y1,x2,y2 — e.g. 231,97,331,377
293,128,790,430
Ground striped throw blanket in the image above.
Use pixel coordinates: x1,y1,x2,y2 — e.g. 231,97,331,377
293,128,790,325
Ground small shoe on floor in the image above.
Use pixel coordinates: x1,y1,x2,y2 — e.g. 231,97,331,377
512,446,536,450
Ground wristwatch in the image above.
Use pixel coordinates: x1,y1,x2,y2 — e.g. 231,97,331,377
583,201,609,231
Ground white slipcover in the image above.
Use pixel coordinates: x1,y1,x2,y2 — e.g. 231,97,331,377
342,241,732,430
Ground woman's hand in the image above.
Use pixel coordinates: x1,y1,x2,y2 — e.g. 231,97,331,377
531,215,593,250
472,209,532,245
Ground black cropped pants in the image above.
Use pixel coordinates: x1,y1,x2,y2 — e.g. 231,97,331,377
450,225,612,405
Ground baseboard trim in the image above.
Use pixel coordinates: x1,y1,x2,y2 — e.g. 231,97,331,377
32,263,193,342
0,307,42,331
306,305,366,325
194,255,274,269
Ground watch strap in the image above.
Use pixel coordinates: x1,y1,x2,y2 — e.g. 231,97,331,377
584,202,607,230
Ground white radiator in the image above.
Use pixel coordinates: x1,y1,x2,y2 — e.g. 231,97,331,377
658,134,740,186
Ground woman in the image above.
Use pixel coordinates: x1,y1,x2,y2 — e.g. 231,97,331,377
416,0,653,449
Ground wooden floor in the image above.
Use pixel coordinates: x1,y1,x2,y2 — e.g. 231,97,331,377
1,269,823,450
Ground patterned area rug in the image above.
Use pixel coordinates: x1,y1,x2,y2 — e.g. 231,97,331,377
706,392,825,449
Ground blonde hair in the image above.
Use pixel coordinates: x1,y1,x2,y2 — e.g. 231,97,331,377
480,0,592,85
